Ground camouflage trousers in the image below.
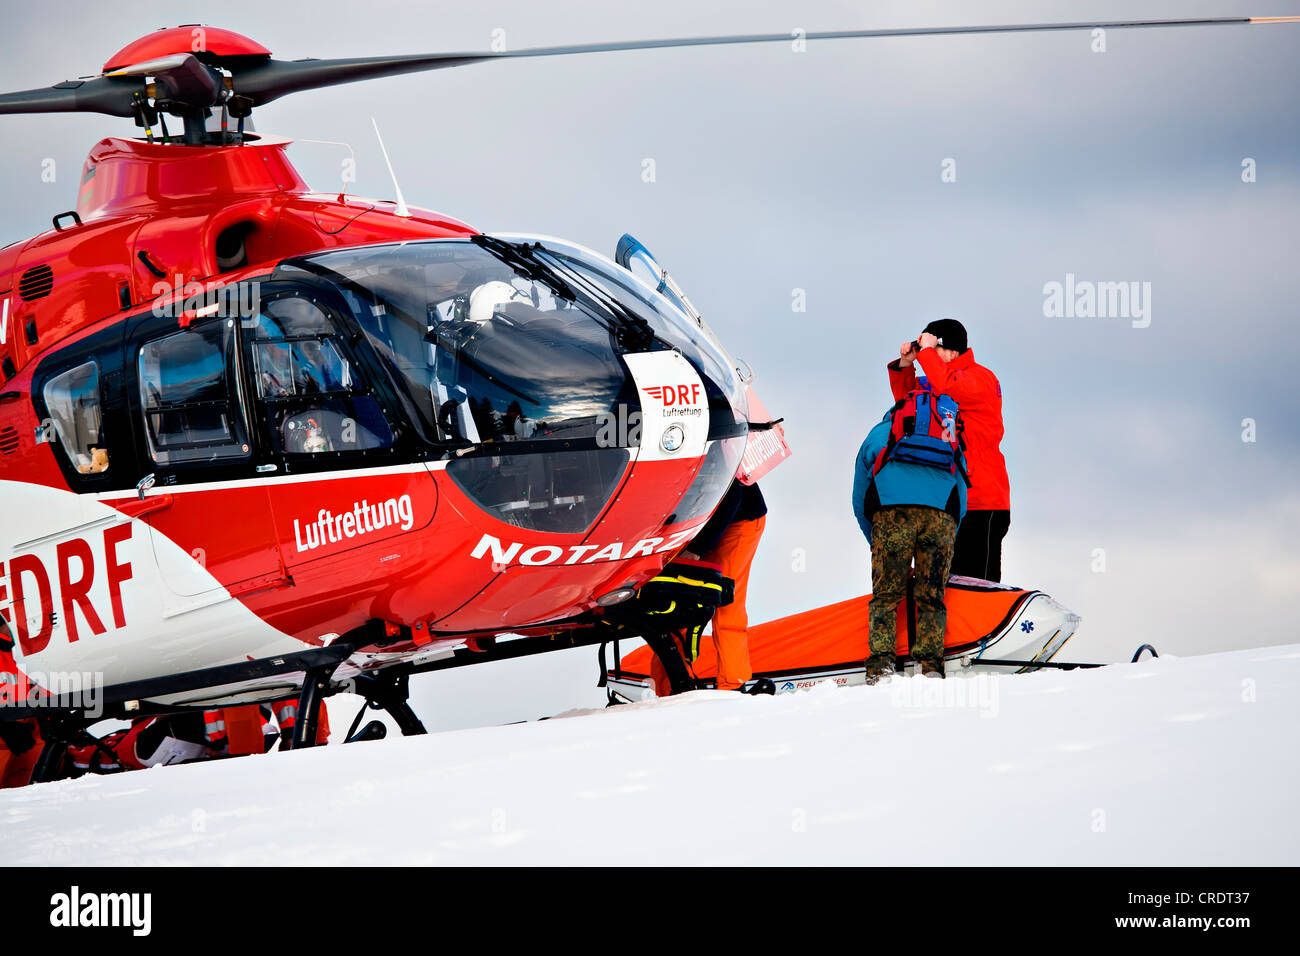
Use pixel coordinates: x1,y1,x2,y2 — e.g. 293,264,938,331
869,506,958,662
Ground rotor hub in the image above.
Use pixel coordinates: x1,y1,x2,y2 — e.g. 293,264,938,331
103,26,271,73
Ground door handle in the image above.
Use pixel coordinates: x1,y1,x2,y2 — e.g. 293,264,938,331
116,493,173,520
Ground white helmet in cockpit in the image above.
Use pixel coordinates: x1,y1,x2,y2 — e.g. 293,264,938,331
468,279,530,325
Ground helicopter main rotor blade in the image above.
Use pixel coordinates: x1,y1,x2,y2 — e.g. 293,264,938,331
0,76,141,117
0,16,1294,117
233,55,490,106
231,16,1293,105
0,53,222,117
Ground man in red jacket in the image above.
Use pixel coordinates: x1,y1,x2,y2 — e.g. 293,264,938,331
888,319,1011,581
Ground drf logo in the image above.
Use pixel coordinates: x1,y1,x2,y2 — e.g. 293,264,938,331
642,384,701,407
0,525,134,655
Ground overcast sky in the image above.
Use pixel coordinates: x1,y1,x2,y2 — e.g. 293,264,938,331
2,1,1297,729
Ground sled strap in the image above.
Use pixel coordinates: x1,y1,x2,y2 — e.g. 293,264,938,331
682,622,707,663
644,631,695,695
904,571,918,657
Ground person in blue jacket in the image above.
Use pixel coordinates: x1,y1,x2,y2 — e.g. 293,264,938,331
852,404,967,682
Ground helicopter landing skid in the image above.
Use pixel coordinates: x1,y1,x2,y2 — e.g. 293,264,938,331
288,661,339,750
341,671,428,742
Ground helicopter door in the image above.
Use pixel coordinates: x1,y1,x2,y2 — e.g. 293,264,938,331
130,313,284,609
239,285,436,572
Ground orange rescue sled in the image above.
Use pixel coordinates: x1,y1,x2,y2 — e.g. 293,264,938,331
607,577,1080,698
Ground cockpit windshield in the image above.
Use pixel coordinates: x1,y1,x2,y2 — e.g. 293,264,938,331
280,237,747,450
508,235,748,430
281,240,633,447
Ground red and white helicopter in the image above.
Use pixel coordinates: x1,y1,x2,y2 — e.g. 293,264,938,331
0,17,1290,773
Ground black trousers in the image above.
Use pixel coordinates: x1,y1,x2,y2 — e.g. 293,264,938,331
951,510,1010,582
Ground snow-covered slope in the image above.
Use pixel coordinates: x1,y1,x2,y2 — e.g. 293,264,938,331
4,645,1297,865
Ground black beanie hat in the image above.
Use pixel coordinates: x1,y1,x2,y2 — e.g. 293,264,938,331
922,318,967,353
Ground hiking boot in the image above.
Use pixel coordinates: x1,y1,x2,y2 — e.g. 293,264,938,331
744,678,777,696
864,655,897,686
918,658,945,679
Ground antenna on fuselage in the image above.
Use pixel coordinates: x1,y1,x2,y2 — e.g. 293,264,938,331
371,117,411,218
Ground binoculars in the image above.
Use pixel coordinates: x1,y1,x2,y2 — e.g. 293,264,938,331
907,337,946,354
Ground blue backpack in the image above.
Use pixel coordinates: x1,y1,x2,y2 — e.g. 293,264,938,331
872,387,971,486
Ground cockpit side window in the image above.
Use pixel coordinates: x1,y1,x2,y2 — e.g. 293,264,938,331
247,291,394,458
138,320,250,467
43,361,110,475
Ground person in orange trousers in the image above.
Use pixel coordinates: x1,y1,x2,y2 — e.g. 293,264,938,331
650,479,767,695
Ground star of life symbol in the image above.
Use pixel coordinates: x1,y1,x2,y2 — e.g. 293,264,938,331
1020,620,1035,633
